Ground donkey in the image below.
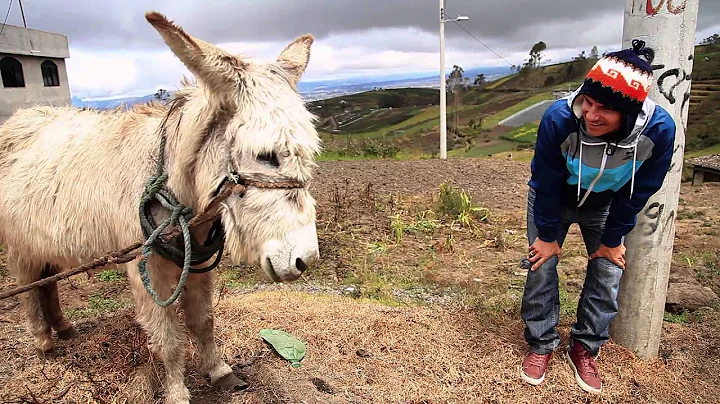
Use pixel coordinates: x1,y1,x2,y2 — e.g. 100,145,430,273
0,11,321,403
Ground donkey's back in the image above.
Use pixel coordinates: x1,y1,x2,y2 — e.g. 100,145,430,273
0,105,162,263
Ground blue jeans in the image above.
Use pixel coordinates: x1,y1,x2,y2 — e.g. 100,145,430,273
521,187,624,356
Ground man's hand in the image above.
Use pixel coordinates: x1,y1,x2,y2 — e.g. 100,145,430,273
528,239,562,271
589,244,626,269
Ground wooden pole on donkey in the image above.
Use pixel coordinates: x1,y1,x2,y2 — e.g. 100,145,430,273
610,0,699,360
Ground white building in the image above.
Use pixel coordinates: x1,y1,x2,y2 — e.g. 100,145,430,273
1,23,71,124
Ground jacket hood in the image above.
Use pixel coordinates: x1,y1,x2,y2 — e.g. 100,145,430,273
563,85,658,207
566,85,656,147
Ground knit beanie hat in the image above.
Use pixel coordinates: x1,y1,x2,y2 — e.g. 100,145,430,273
579,39,654,118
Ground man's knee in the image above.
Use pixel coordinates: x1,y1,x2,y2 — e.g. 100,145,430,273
525,255,560,290
588,257,623,299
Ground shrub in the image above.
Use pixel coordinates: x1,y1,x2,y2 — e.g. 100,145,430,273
437,182,490,226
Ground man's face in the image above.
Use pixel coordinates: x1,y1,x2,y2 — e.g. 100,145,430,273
581,95,623,137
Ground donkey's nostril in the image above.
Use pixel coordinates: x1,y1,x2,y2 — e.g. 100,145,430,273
295,257,308,273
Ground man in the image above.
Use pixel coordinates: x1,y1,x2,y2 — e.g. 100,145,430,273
519,40,676,393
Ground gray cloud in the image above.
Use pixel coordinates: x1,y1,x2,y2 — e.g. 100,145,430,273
4,0,717,98
3,0,718,53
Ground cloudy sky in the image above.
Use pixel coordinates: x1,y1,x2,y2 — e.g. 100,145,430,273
2,0,718,99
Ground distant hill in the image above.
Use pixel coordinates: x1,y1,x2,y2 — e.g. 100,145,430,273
71,94,159,110
69,66,511,110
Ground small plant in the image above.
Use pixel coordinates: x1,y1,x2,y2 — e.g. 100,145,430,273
437,182,490,226
445,233,455,252
98,269,124,282
68,293,126,319
89,293,124,312
390,214,404,244
405,211,440,234
370,241,389,254
664,311,689,324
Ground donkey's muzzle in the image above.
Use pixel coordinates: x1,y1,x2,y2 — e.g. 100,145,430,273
261,222,319,282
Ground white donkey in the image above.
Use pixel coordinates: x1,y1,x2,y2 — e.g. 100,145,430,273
0,11,321,403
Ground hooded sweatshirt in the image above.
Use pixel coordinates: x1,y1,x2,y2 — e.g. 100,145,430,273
528,87,676,248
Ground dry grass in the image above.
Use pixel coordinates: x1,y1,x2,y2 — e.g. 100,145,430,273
2,160,720,403
215,292,720,404
2,290,719,403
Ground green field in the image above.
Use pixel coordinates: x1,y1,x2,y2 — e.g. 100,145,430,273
693,43,720,81
485,74,517,89
338,107,426,133
686,143,720,159
500,121,540,144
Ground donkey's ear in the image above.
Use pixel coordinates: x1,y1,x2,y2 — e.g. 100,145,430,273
277,34,314,87
145,11,243,98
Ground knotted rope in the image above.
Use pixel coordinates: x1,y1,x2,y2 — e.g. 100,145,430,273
137,107,225,306
136,134,196,306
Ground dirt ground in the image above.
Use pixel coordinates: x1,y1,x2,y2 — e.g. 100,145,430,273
1,157,719,403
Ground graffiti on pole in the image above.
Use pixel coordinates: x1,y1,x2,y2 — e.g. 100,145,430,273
641,202,676,237
632,0,687,15
634,0,687,15
648,53,694,129
667,143,685,173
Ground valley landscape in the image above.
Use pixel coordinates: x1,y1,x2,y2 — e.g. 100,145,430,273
310,41,720,166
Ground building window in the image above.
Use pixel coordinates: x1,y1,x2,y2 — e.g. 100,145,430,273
41,60,60,87
0,57,25,88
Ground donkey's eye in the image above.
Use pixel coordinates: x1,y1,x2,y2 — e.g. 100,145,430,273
257,152,280,168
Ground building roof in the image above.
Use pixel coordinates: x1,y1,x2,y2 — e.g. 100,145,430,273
0,24,69,59
688,154,720,172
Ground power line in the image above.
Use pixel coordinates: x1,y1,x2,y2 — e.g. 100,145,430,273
448,18,516,68
17,0,24,28
0,0,13,38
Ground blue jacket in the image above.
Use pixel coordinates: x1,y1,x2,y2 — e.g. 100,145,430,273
529,88,676,248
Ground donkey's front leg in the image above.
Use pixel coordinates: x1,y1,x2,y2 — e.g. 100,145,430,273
126,259,190,404
181,271,247,391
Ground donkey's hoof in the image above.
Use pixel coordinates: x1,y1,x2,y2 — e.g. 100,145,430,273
34,336,54,356
57,326,79,340
34,343,54,358
214,373,249,391
35,348,55,359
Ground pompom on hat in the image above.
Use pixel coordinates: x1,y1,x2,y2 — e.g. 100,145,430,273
578,39,655,117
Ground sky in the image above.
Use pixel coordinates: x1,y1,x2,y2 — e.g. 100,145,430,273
1,0,718,100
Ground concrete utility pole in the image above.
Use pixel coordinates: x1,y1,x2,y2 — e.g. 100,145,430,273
438,1,468,160
439,0,447,159
610,0,699,360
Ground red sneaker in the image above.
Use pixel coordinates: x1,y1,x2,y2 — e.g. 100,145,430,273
566,343,602,393
520,351,552,385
